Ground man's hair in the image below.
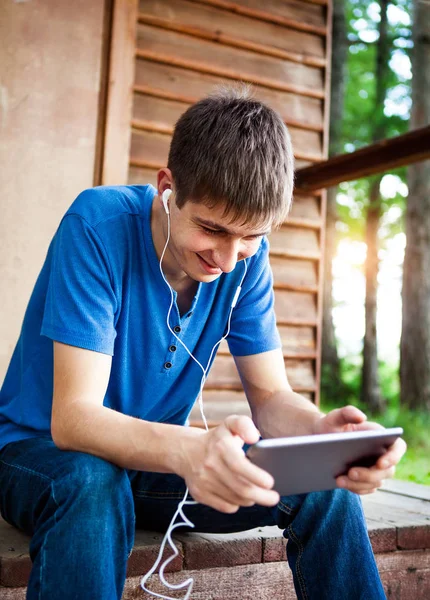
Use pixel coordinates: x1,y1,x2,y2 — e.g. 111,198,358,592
167,86,294,228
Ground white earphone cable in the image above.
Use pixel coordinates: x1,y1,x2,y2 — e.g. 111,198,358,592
140,197,247,599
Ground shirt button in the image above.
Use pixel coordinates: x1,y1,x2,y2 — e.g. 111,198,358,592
164,361,172,369
169,345,177,352
174,326,181,333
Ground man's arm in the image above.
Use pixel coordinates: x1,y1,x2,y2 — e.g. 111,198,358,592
234,348,407,495
234,348,323,438
51,341,279,512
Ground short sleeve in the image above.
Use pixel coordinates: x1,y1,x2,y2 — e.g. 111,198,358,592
227,239,281,357
41,214,118,355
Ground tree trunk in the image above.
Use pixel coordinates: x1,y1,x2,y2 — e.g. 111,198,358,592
400,0,430,411
361,0,390,413
321,0,347,386
361,177,384,412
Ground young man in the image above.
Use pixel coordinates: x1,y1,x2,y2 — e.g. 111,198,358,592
0,88,405,599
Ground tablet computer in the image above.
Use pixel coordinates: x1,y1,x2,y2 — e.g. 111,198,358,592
246,427,403,496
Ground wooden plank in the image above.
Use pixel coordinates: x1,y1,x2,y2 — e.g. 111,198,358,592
134,60,324,131
217,324,316,357
189,0,327,36
130,129,169,167
314,190,326,405
128,165,158,186
278,325,316,356
295,125,430,192
274,289,317,324
270,227,320,257
382,479,430,502
289,194,321,221
190,389,314,425
136,24,325,99
205,355,315,390
93,0,115,186
127,168,324,223
102,0,139,184
270,256,318,290
130,129,319,174
321,0,332,159
132,93,323,160
139,0,326,64
285,216,322,231
365,489,430,518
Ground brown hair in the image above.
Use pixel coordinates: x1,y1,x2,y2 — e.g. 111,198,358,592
167,86,294,228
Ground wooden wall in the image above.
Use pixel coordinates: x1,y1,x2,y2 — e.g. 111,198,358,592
102,0,331,422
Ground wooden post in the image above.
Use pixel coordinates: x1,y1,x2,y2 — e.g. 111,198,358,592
101,0,138,185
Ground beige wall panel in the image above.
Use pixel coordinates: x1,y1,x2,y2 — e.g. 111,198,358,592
140,0,325,58
136,25,324,92
134,60,324,129
233,0,326,29
133,93,323,158
270,257,318,289
0,0,105,381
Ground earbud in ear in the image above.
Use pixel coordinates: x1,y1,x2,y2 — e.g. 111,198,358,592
162,189,172,214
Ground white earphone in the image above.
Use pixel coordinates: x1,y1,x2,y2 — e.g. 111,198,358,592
162,188,172,214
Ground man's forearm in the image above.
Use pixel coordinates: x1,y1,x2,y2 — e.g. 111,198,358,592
250,390,324,439
52,403,204,476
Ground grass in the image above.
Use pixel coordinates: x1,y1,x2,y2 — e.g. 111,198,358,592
321,358,430,486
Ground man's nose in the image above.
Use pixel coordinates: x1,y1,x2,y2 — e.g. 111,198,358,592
214,240,242,273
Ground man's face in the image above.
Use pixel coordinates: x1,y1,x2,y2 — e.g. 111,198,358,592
166,198,272,283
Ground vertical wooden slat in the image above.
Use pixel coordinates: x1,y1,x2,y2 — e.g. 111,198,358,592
101,0,138,184
315,191,327,406
93,0,115,186
314,0,333,406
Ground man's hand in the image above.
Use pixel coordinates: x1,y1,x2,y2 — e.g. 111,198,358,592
178,415,280,513
313,405,407,495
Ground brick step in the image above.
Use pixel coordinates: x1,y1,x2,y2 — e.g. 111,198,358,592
1,480,430,599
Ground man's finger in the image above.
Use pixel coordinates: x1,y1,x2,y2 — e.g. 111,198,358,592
223,414,260,446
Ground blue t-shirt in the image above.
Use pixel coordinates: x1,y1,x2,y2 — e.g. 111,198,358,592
0,185,281,451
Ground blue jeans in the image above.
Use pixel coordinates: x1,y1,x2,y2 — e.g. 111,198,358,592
0,437,386,599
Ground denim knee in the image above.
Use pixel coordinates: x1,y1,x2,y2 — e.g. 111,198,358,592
51,452,133,515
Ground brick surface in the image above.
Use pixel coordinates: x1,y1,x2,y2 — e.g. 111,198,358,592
381,570,430,600
367,520,398,553
261,526,288,562
2,481,429,597
0,587,26,600
177,529,262,570
123,562,295,600
376,549,430,573
397,525,430,550
0,522,32,588
127,530,183,577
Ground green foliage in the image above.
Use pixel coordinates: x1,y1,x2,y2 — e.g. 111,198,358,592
334,0,412,247
321,358,430,485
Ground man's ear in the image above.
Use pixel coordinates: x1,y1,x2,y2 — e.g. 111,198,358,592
156,168,173,199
